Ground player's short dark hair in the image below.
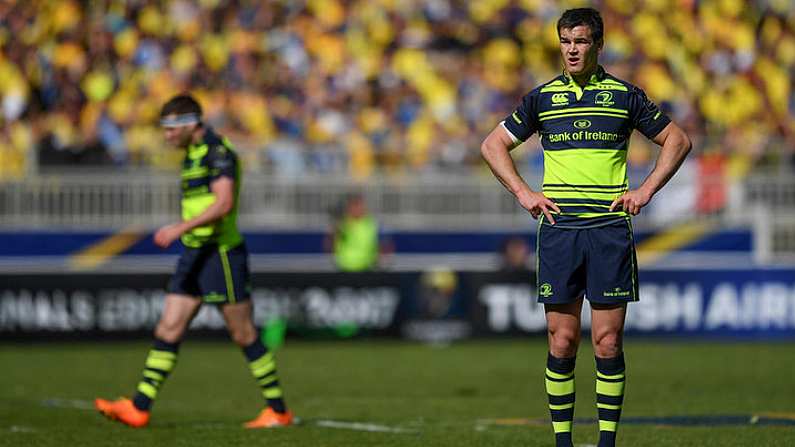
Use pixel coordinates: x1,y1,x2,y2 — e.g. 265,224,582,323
557,8,604,44
160,94,202,118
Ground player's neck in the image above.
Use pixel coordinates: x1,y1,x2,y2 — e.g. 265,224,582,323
569,69,595,87
566,63,600,87
189,126,205,146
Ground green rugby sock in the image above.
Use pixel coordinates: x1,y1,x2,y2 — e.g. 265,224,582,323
132,338,179,411
596,354,625,447
243,338,287,413
546,353,576,447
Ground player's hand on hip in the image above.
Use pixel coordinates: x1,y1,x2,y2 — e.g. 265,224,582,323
154,223,184,248
517,190,560,225
610,189,652,215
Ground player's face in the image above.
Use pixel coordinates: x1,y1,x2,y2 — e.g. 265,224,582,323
559,25,601,77
162,118,196,148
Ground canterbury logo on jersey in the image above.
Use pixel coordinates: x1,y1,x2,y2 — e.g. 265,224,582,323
551,93,569,106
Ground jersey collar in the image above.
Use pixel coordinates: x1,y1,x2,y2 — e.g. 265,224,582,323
188,127,216,153
562,65,606,84
561,65,606,100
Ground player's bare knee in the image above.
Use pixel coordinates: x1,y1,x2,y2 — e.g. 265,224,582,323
229,331,249,347
154,324,184,342
593,331,622,357
154,319,186,343
549,329,579,357
229,326,256,347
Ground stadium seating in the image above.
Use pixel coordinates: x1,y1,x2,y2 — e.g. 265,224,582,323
0,0,793,181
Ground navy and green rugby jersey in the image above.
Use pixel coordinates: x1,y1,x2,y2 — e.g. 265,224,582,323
180,128,243,249
502,66,671,228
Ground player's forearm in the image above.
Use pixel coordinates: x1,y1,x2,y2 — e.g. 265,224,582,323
638,128,692,197
481,134,533,197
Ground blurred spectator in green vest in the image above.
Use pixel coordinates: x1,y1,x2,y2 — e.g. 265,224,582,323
326,193,391,271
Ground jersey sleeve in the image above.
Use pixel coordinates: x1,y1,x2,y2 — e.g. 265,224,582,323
208,144,238,181
628,86,671,140
501,90,540,143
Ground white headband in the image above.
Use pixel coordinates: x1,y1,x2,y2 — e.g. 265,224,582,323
160,113,201,128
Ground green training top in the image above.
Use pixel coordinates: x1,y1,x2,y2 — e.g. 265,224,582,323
180,128,243,249
334,215,378,271
502,66,671,228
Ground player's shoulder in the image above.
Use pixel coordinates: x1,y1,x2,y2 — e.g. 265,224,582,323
203,129,237,158
515,75,568,111
528,74,569,97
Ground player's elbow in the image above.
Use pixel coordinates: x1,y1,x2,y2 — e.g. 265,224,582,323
217,198,234,216
480,140,491,161
682,133,693,156
675,126,693,157
480,135,501,162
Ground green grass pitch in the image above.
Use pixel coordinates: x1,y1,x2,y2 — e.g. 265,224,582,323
1,338,794,446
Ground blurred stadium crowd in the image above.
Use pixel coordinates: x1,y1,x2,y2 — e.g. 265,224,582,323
0,0,793,181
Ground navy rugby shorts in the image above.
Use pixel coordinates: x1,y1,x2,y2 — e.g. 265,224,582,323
536,219,638,305
167,242,251,304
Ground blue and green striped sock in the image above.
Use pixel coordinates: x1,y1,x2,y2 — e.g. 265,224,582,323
596,353,625,447
132,338,179,411
243,338,287,413
545,353,576,447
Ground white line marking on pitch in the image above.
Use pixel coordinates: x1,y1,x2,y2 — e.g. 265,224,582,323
40,398,95,410
315,419,415,434
8,426,36,433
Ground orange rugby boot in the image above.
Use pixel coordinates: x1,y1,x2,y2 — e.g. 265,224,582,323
94,397,150,428
244,407,294,428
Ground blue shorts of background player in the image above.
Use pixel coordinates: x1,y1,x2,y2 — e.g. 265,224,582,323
168,242,251,304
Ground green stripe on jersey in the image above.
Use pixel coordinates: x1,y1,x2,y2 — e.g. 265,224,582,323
540,85,571,93
540,112,628,122
543,149,628,187
539,80,566,92
542,187,627,198
585,84,628,92
542,146,627,152
181,167,209,179
558,203,612,208
539,107,628,117
556,211,627,218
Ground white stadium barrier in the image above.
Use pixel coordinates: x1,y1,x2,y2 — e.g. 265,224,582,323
0,171,793,259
